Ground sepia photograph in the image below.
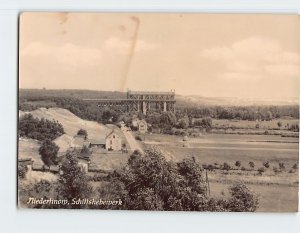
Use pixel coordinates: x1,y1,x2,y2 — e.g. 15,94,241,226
18,12,299,212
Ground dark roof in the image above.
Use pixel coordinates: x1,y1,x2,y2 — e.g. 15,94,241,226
89,138,106,145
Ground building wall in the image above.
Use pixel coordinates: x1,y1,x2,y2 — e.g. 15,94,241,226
105,132,122,151
138,121,147,133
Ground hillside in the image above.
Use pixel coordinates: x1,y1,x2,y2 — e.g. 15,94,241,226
19,108,112,154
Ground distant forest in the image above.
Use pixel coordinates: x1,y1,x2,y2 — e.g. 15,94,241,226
19,89,299,124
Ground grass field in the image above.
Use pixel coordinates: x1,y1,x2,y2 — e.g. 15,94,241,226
210,182,298,212
212,118,298,129
143,132,299,212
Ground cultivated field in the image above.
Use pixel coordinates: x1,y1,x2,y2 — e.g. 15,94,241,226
212,118,299,129
142,133,299,212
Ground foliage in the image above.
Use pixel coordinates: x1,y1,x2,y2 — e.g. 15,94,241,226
135,135,143,141
102,109,119,123
77,129,88,137
289,124,299,132
177,115,190,129
193,117,212,129
80,145,91,157
278,162,285,171
222,162,231,171
18,163,28,179
21,179,58,209
39,139,59,166
249,161,255,170
19,114,64,141
235,161,241,168
257,167,265,175
19,90,299,123
263,161,270,168
119,148,208,211
226,183,259,212
57,150,93,205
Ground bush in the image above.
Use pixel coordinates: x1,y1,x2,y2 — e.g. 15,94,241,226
292,163,298,170
249,161,255,170
223,162,231,171
18,163,28,179
279,162,285,171
227,182,259,212
135,135,142,141
263,161,270,168
19,114,64,141
77,129,88,137
39,139,59,166
235,161,241,168
273,167,280,174
257,167,265,175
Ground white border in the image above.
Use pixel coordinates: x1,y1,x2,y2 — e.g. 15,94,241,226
0,1,299,233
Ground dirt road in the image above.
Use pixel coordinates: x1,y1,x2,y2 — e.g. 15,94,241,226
122,128,143,152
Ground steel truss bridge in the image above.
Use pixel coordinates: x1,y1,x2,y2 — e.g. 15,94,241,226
83,90,176,114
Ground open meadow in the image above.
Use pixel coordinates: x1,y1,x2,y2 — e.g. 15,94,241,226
142,132,299,211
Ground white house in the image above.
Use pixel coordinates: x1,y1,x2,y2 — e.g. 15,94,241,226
105,130,122,151
138,120,148,133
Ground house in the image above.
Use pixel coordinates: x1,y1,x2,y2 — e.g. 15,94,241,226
89,130,122,151
138,120,148,133
131,118,148,133
132,118,140,128
105,130,122,151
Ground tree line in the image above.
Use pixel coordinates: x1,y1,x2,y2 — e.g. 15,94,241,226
20,147,259,211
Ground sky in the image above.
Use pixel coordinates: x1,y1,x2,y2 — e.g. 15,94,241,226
19,13,299,99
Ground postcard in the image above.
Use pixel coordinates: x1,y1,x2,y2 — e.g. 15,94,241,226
18,13,299,211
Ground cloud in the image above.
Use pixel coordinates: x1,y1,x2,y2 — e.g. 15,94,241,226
201,36,300,80
104,37,159,53
21,42,102,67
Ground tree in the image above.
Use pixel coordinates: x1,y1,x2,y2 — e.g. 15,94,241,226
227,182,259,212
249,161,255,170
257,167,265,175
235,161,241,168
57,150,93,206
277,121,282,128
39,139,59,166
120,147,208,211
177,115,189,129
263,161,270,168
102,109,119,123
19,114,64,141
77,129,88,138
279,162,285,172
223,162,231,171
292,163,298,170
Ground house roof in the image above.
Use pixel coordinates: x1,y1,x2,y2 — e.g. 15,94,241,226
89,138,106,145
138,119,147,125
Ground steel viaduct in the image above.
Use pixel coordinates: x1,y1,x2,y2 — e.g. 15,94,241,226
83,90,176,115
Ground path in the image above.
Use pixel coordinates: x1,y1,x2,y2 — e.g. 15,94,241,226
122,127,143,153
